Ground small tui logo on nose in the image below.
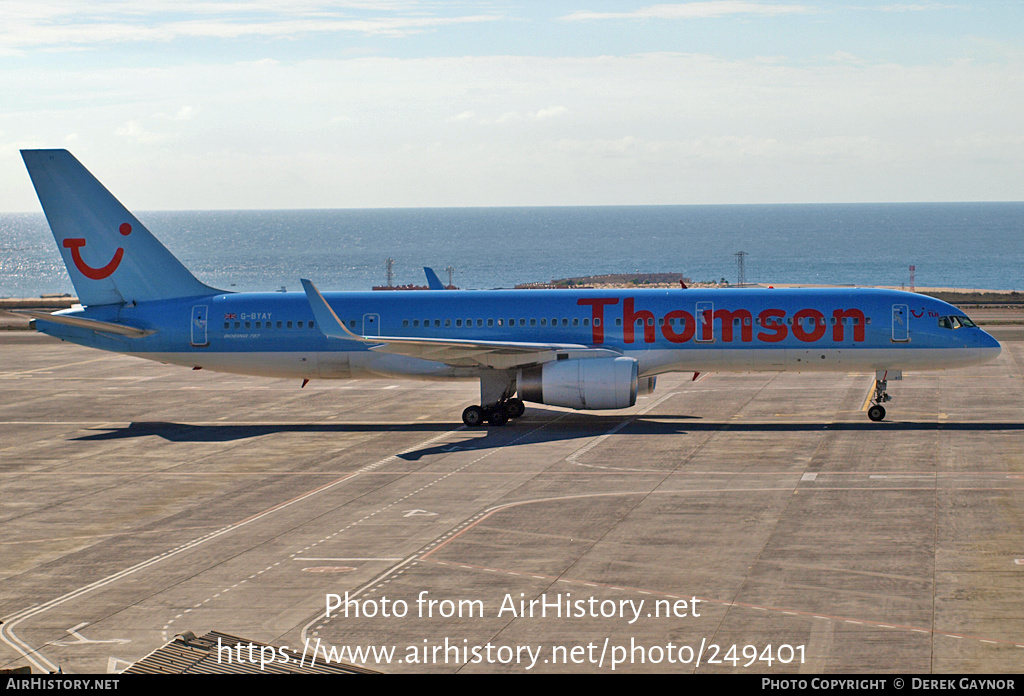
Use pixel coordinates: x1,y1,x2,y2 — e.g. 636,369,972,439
63,223,132,280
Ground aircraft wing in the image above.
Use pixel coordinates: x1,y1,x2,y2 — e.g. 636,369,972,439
10,309,156,338
301,279,618,369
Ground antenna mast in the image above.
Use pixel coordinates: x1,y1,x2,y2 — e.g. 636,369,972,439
734,251,747,287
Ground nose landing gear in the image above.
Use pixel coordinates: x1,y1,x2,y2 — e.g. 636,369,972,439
867,374,896,422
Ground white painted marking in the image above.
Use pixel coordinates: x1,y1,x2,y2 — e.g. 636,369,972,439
869,475,931,480
294,557,402,562
569,391,678,471
0,422,470,672
107,657,133,674
53,622,131,647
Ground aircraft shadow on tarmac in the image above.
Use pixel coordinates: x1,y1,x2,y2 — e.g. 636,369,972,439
70,414,1024,461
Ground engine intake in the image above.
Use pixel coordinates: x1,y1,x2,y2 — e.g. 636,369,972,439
518,357,639,410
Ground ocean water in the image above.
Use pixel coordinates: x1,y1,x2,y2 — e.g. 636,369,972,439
1,203,1022,298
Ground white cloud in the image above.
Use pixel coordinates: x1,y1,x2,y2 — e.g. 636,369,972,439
876,4,961,12
494,107,568,125
3,52,1024,209
561,2,816,21
116,120,168,143
0,1,504,49
534,106,568,120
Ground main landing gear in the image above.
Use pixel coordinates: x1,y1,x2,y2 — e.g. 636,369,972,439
462,398,526,427
463,368,525,427
867,377,894,422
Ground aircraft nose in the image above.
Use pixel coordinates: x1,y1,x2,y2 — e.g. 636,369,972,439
977,329,1002,359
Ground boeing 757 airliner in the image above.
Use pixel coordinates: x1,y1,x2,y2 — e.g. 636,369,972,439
17,150,1001,425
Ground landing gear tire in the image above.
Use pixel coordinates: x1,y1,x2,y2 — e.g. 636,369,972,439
506,398,526,419
462,405,485,427
868,377,892,422
486,406,509,426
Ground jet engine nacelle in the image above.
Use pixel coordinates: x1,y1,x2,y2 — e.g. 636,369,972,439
518,357,639,410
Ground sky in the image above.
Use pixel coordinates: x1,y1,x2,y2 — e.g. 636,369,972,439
1,1,1022,210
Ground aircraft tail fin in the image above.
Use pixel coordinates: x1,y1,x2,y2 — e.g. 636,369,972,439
423,266,445,290
21,149,221,307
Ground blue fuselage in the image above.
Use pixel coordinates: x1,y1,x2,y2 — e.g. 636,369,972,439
38,287,1001,381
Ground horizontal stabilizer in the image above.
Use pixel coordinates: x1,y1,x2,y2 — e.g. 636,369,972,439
12,310,156,338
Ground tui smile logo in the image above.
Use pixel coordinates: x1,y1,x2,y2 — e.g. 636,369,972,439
63,223,132,280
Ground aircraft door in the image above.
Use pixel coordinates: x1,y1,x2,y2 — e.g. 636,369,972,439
191,305,209,347
363,313,381,336
892,304,909,342
695,301,714,342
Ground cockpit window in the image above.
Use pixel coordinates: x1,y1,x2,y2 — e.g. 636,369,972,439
938,315,978,330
